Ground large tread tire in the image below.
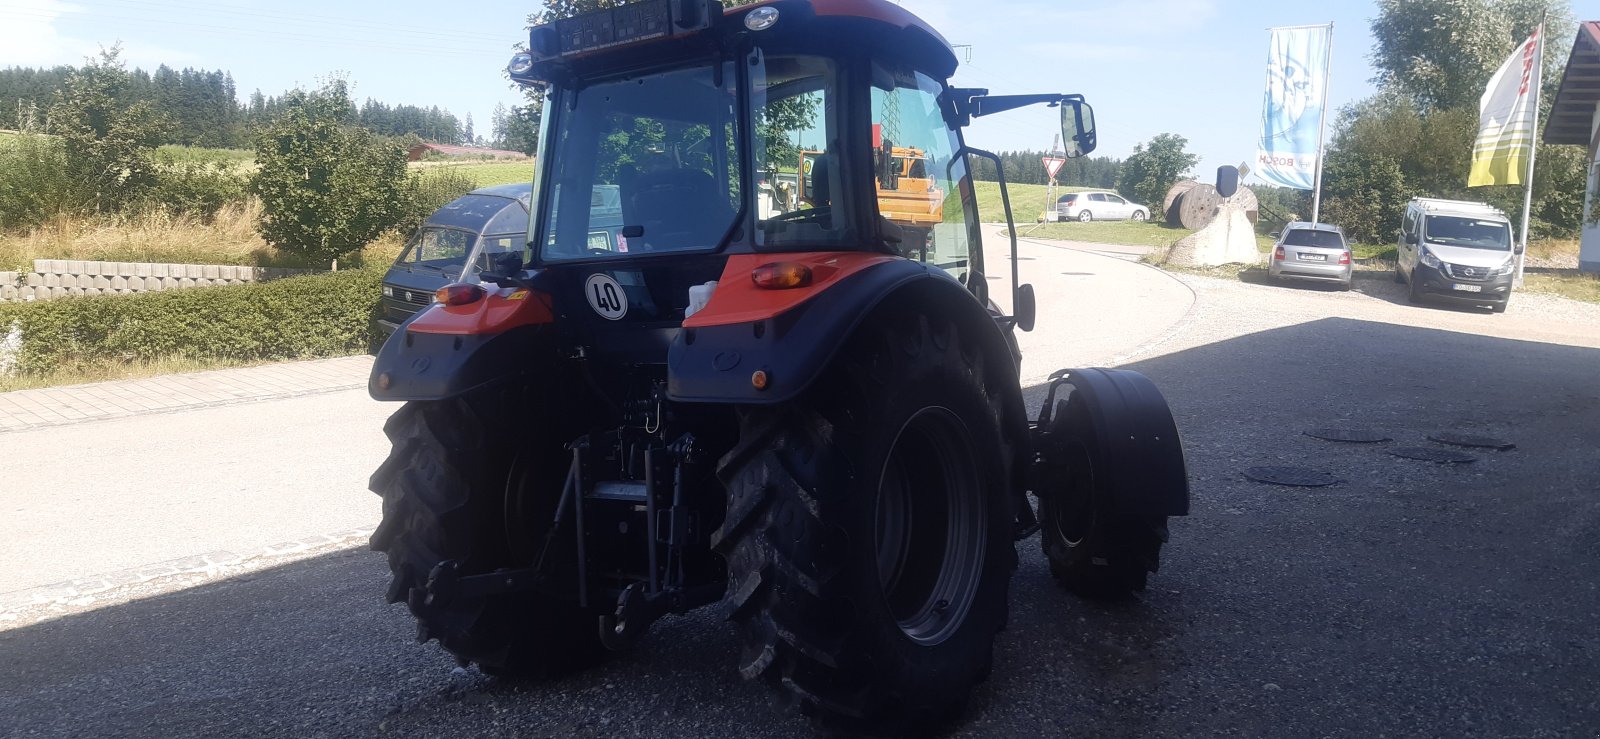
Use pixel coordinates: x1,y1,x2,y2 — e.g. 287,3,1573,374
1037,397,1171,600
715,308,1016,735
368,391,605,678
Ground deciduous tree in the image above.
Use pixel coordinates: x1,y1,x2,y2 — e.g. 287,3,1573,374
1117,134,1197,213
251,78,410,266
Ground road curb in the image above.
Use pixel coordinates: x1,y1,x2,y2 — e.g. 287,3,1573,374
0,382,366,434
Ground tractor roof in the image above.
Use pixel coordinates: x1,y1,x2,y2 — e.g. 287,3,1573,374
736,0,952,51
523,0,960,83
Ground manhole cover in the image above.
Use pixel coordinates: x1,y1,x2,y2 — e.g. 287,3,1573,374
1304,428,1392,443
1427,432,1515,451
1242,466,1340,487
1389,446,1477,464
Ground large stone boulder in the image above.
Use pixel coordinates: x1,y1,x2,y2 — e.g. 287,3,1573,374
1161,201,1261,267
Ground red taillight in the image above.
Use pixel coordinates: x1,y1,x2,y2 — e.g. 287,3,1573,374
752,262,813,290
434,283,486,306
1339,251,1351,265
1273,246,1285,261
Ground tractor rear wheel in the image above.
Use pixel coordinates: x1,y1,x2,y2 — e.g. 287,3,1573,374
715,309,1014,734
368,391,604,678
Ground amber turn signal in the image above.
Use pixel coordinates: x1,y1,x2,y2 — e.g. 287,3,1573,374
751,262,813,289
434,283,486,306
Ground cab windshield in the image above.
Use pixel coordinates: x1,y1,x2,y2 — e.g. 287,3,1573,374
1424,216,1512,251
536,62,742,261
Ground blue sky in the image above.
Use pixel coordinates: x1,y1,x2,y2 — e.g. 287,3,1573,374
2,0,1397,181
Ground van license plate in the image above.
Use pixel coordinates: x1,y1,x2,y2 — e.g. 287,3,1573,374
1451,283,1482,293
1299,253,1326,261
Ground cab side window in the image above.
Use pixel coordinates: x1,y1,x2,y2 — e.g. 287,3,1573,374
869,65,971,285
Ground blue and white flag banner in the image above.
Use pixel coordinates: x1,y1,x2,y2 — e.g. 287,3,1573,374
1257,25,1332,190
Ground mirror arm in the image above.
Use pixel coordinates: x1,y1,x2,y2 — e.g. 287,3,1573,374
961,146,1019,317
957,92,1083,118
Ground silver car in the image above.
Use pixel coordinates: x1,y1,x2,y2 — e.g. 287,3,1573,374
1268,222,1352,290
1055,191,1149,222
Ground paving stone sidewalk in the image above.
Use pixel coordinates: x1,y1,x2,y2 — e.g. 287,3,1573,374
0,355,373,433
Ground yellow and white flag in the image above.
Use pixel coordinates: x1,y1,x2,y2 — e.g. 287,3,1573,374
1468,26,1543,187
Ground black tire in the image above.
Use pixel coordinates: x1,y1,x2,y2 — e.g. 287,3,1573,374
1077,209,1093,222
368,390,605,678
1131,210,1148,222
1037,396,1169,599
715,309,1015,734
1406,269,1426,304
1393,264,1405,284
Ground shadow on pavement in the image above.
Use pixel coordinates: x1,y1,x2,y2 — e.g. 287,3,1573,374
4,318,1598,737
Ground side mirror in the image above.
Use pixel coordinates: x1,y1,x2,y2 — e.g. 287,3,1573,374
492,250,525,274
1404,233,1417,245
1015,283,1037,332
1060,100,1097,159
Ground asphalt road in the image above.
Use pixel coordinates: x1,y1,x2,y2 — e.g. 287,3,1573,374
3,237,1599,737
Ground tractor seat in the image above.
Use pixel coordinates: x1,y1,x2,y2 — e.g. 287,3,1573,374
623,168,734,251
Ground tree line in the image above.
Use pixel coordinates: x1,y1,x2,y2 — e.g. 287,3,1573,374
967,149,1122,189
0,63,475,149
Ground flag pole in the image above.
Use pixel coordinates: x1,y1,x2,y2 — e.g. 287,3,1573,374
1309,22,1334,225
1514,16,1545,288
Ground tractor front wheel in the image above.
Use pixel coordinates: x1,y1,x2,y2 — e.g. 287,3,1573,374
368,391,605,678
1035,370,1185,599
715,309,1015,734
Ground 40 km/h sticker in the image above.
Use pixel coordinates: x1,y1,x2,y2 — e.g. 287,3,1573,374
586,273,628,320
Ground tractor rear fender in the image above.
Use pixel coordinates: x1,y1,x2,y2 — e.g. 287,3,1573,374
369,320,558,402
669,254,1030,487
1043,368,1191,517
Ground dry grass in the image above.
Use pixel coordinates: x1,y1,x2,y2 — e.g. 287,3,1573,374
1522,269,1600,304
0,198,407,272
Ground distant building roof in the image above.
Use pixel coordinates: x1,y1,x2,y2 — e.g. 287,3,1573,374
407,142,530,161
1544,21,1600,146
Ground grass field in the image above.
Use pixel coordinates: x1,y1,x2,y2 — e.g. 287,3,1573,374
410,159,535,188
971,181,1092,224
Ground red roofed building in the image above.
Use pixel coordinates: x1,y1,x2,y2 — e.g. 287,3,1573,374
407,143,531,162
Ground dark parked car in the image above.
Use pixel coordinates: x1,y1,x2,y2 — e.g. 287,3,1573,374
378,183,624,334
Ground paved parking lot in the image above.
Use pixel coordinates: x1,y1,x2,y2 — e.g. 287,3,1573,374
2,234,1597,737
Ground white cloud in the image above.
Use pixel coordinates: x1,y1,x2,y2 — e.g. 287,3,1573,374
0,0,197,69
0,0,85,66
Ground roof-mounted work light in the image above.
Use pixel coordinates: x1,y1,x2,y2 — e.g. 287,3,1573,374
527,0,721,62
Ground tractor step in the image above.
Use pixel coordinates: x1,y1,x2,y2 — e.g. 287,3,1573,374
589,480,649,503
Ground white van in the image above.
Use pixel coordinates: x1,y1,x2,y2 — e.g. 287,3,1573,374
1395,198,1516,313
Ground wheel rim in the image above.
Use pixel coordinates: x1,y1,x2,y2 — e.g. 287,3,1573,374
874,406,987,646
1078,211,1091,222
1050,440,1096,548
1132,211,1146,222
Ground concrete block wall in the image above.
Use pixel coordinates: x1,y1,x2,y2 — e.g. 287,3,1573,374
0,261,315,302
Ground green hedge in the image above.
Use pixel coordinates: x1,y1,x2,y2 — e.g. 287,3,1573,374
0,268,383,376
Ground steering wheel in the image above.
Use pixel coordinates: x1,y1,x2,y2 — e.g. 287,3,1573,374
763,207,830,226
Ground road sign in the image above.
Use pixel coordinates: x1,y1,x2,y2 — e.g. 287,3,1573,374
1238,161,1251,180
1042,156,1066,180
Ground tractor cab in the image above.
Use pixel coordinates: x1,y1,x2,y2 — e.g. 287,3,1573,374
446,0,1098,351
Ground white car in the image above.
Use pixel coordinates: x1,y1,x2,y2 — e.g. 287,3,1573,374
1055,191,1149,222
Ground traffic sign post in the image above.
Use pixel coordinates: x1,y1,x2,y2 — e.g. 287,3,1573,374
1042,156,1066,221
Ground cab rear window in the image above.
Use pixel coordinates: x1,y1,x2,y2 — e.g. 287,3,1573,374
1282,229,1345,248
